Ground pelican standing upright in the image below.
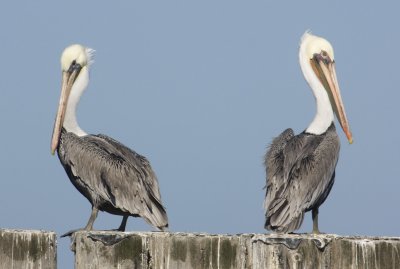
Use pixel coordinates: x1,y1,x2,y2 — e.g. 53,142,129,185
51,45,168,236
264,32,352,234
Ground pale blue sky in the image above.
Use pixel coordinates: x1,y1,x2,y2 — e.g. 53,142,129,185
0,1,399,268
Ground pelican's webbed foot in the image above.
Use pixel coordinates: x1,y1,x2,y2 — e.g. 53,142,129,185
60,228,92,252
61,228,88,238
61,206,99,237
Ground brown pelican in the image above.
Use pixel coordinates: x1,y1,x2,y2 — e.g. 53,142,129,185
51,44,168,236
264,32,352,234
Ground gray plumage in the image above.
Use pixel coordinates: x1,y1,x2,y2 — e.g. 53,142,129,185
264,123,340,233
57,128,168,232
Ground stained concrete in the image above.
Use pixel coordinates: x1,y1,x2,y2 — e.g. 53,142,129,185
0,229,56,269
73,231,400,269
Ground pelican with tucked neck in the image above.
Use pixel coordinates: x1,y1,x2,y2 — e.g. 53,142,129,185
51,44,168,236
264,32,352,234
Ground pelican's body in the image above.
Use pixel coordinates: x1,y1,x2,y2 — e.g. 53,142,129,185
264,32,352,233
51,45,168,235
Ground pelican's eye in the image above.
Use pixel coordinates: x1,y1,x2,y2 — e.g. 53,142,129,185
319,50,331,64
67,60,82,74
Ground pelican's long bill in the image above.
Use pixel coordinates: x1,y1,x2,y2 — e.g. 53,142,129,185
310,54,353,144
51,70,79,154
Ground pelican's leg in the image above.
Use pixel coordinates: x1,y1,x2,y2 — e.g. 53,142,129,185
117,216,129,231
84,206,99,230
61,207,99,237
312,208,320,234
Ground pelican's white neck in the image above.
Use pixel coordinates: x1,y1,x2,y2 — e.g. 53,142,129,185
63,66,89,136
299,39,334,135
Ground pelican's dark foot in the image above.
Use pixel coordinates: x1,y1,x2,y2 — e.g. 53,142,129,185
61,207,99,237
61,228,88,238
154,229,166,232
311,229,326,235
116,216,128,232
311,229,322,235
102,216,129,233
105,227,125,232
60,228,92,252
115,226,126,232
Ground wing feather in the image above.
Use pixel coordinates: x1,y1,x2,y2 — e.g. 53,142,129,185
58,131,168,229
264,124,340,233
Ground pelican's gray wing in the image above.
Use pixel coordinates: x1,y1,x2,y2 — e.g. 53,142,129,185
58,131,168,230
96,134,163,200
264,128,294,222
264,124,340,233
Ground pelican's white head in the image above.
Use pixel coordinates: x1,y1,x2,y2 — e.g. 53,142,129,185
300,31,334,62
51,44,95,154
298,31,352,143
61,44,94,72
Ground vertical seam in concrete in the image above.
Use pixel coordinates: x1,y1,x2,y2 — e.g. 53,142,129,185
11,234,14,269
166,234,170,269
94,235,100,269
143,234,147,268
217,235,220,269
242,235,248,269
392,244,400,269
145,234,152,269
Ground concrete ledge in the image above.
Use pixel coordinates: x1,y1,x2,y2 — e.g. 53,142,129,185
73,231,400,269
0,229,57,269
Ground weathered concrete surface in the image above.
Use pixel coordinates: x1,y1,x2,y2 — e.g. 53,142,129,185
74,231,400,269
0,229,57,269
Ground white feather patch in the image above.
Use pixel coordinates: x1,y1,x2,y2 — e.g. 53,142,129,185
86,47,95,67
